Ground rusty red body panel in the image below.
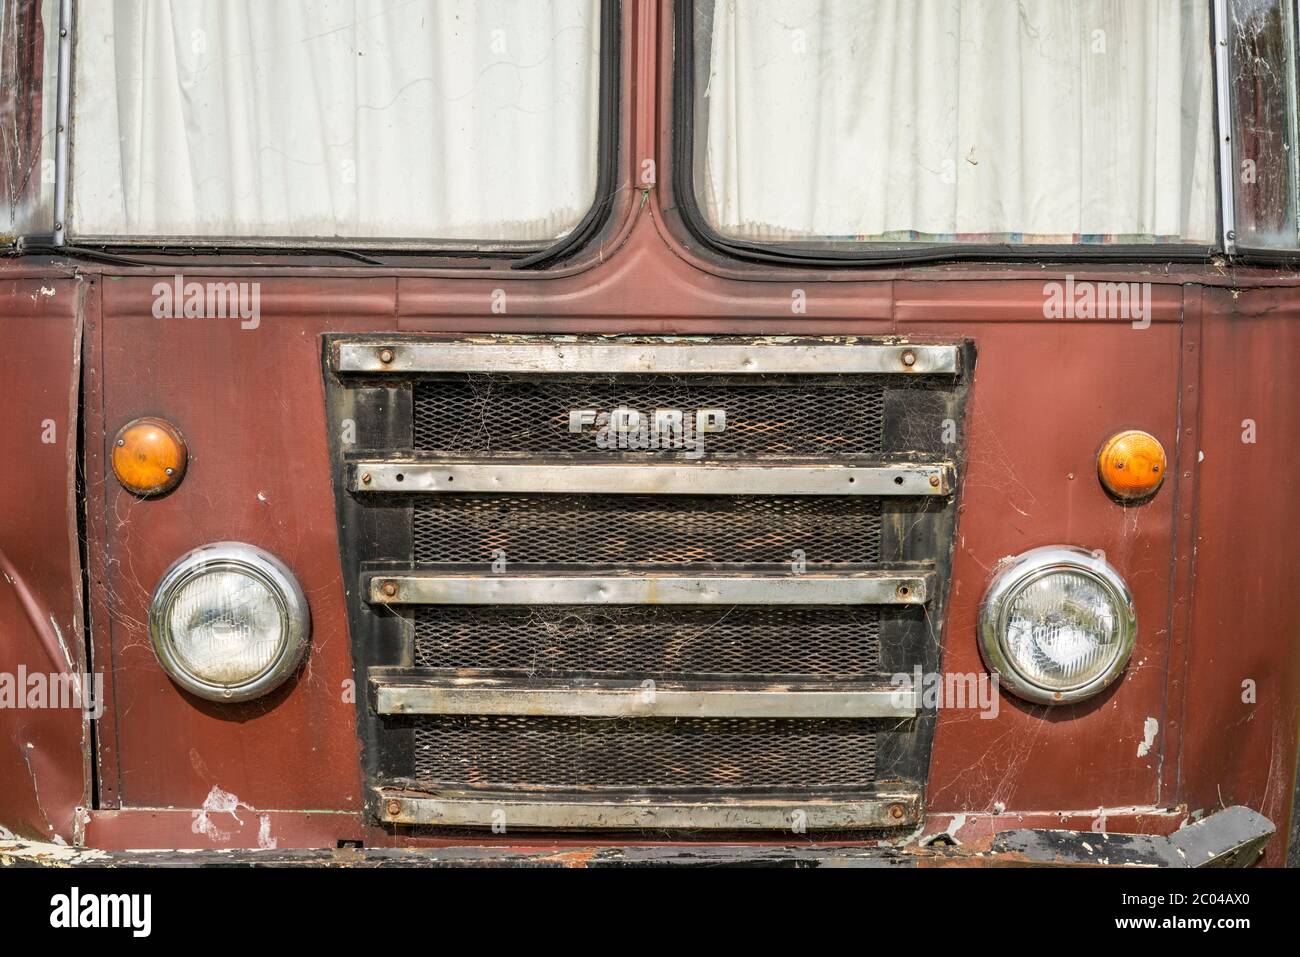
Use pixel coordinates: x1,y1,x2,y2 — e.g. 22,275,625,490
0,1,1297,865
0,273,88,843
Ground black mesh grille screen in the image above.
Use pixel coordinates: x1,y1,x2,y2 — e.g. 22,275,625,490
413,375,887,456
412,494,882,566
406,714,880,791
413,604,881,677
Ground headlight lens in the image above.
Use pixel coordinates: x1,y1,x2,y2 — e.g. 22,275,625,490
150,543,310,701
979,546,1135,705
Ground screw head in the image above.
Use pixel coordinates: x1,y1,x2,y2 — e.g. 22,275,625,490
385,799,402,816
379,348,395,364
928,474,940,488
889,803,905,820
361,473,372,485
901,349,917,367
382,582,398,598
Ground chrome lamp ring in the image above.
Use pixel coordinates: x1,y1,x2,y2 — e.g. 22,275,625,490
978,545,1137,706
148,542,310,702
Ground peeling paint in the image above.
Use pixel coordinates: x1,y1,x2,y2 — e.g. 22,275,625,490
0,839,110,866
190,786,253,843
945,813,967,842
257,814,277,850
1137,717,1160,757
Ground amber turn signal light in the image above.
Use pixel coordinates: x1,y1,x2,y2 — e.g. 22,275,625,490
112,417,187,497
1098,429,1166,501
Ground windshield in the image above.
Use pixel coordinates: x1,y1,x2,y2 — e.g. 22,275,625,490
68,0,602,245
689,0,1218,250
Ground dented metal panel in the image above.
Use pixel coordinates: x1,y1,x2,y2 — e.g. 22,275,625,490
0,275,88,844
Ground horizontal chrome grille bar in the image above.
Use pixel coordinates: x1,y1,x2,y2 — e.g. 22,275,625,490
372,675,917,719
334,339,959,375
366,570,932,606
375,788,921,831
350,460,953,496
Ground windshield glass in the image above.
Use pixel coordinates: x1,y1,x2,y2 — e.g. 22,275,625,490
690,0,1218,249
69,0,602,245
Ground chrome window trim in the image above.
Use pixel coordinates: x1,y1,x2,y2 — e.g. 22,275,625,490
1214,0,1238,255
51,0,71,246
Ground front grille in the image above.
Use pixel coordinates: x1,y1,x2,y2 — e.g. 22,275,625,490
413,604,883,677
413,375,887,456
327,335,971,831
406,714,880,792
412,493,883,566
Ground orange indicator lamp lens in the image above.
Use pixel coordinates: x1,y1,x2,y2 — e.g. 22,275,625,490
112,417,187,497
1098,430,1166,501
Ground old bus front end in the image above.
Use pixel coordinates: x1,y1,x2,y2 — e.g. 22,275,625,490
0,0,1297,872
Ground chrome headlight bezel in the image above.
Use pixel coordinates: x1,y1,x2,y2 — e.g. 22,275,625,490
978,545,1136,706
148,542,310,702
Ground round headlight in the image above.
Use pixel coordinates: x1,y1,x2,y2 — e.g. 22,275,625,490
978,546,1135,705
149,543,310,702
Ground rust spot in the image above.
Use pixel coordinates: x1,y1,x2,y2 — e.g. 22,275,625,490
546,848,600,868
